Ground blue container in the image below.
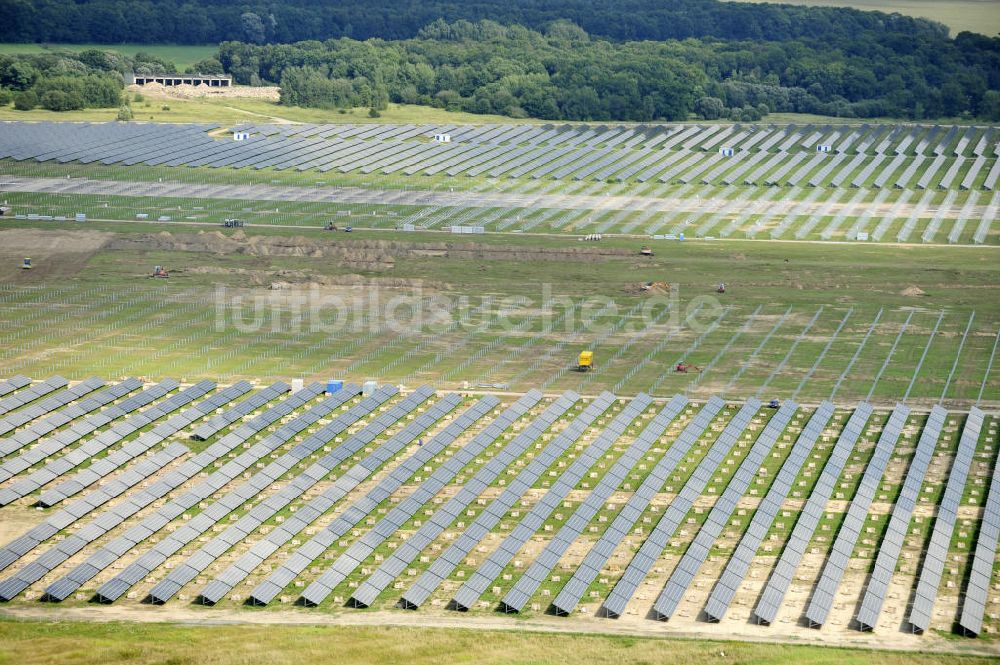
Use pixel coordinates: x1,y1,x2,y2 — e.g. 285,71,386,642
326,379,343,394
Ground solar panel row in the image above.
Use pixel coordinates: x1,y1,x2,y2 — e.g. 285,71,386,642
652,402,799,620
958,411,999,637
92,385,395,603
704,401,836,622
753,403,874,624
856,405,946,631
804,404,910,628
500,394,688,613
38,382,349,602
451,393,653,611
0,375,31,398
298,395,503,607
601,399,761,619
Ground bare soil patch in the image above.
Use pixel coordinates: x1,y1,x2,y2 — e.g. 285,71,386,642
0,228,112,281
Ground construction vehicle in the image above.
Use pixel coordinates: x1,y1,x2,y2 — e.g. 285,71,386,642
716,283,726,294
0,205,10,216
323,222,338,231
675,361,700,373
767,399,780,409
152,265,169,279
20,257,31,270
577,351,593,372
640,245,653,256
641,281,670,293
223,219,245,228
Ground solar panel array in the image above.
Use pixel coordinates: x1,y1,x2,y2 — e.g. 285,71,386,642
450,393,653,611
400,391,589,609
0,381,213,564
0,376,30,398
340,390,552,609
0,380,253,601
189,381,289,440
550,396,726,616
804,404,910,627
298,396,501,607
195,387,457,605
500,394,688,613
753,402,874,624
0,378,140,470
959,412,1000,637
41,382,343,602
855,405,946,631
0,377,104,437
704,401,836,622
0,378,172,505
601,399,761,618
0,376,994,639
652,402,798,620
144,386,439,603
908,408,986,632
93,384,390,603
1,122,994,198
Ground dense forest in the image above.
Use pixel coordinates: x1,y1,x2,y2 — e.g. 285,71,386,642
0,0,959,45
221,21,1000,121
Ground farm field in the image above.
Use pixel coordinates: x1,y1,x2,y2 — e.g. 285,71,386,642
0,118,997,661
720,0,1000,37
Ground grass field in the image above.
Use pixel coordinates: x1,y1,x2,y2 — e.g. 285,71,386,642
0,97,534,126
1,619,994,665
0,222,995,409
721,0,1000,37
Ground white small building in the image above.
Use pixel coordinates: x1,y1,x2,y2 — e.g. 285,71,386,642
719,147,734,156
233,131,250,141
817,144,832,152
433,133,452,143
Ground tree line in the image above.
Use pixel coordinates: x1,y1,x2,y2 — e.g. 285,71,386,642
0,49,182,111
1,15,997,122
220,20,1000,121
0,0,960,46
